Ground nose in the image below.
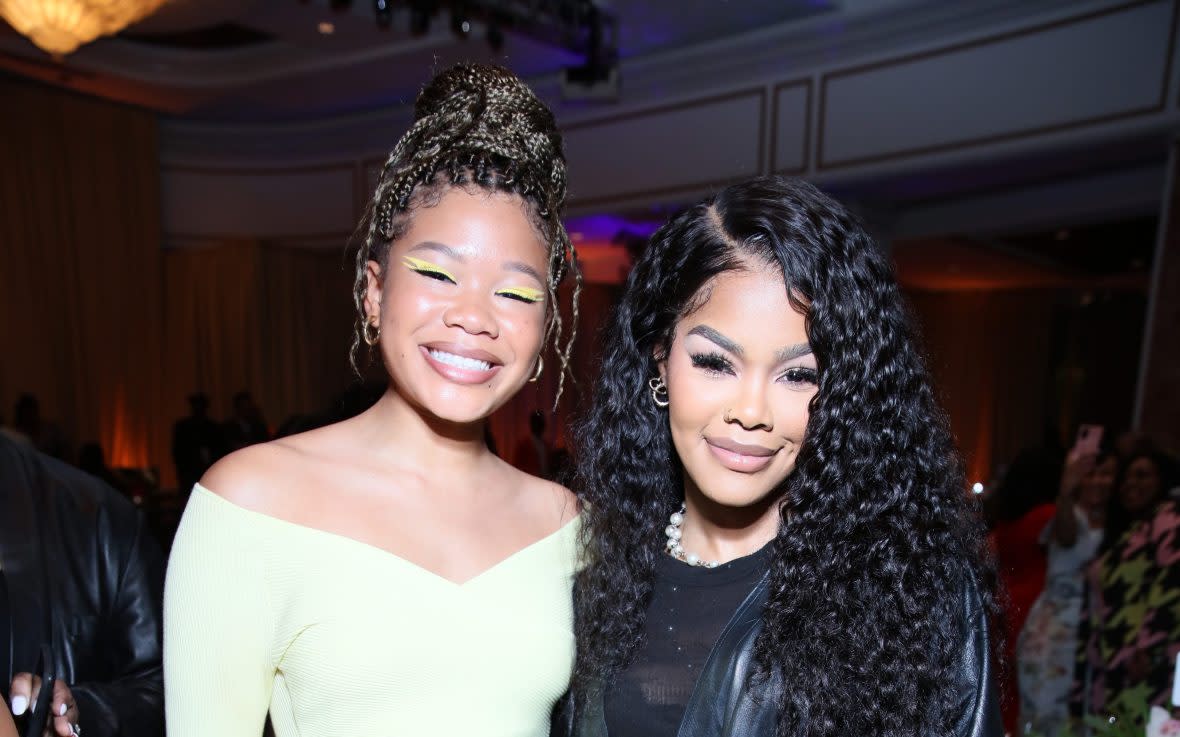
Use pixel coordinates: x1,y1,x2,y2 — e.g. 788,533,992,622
726,376,773,431
442,294,499,338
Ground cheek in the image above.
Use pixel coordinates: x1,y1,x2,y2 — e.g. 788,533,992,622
775,389,813,439
498,308,546,350
665,368,726,430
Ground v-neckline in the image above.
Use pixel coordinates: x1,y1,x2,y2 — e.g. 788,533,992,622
193,484,578,587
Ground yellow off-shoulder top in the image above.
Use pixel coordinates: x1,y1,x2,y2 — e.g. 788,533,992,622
164,484,579,737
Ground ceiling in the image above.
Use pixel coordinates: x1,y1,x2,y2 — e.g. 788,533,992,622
0,0,834,122
0,0,1163,293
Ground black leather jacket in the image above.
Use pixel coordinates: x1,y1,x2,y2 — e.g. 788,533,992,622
0,436,165,737
558,572,1001,737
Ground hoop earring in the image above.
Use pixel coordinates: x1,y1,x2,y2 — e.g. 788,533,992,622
528,355,543,383
648,377,669,408
362,316,380,346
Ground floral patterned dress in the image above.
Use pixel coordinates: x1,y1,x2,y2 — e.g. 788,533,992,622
1074,501,1180,720
1017,507,1104,736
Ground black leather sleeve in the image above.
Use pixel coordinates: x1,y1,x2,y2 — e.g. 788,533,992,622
70,508,165,737
550,689,575,737
953,576,1003,737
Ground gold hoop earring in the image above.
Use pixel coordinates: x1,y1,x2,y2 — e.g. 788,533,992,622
362,316,380,346
648,376,669,408
528,355,543,383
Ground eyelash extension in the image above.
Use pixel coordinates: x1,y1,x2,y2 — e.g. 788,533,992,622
495,286,544,304
690,352,733,375
781,367,819,385
402,256,456,283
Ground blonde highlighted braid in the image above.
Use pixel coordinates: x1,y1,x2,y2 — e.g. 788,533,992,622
350,63,582,403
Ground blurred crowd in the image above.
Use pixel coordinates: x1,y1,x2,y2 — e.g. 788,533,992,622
986,430,1179,736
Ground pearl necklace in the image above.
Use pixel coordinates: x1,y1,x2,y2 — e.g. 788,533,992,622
664,503,721,568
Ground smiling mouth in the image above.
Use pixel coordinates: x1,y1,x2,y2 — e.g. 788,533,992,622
426,348,494,372
704,437,780,473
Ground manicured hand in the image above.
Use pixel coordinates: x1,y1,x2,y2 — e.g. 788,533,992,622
10,674,81,737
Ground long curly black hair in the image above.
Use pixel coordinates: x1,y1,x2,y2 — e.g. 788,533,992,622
351,62,581,399
572,176,995,737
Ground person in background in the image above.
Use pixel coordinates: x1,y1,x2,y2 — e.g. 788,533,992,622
1,434,165,737
1017,448,1118,736
987,447,1062,733
514,410,553,478
9,394,67,459
1075,450,1180,721
222,391,269,452
170,392,223,497
77,442,127,497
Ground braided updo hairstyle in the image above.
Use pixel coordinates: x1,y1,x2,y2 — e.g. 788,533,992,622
352,62,581,400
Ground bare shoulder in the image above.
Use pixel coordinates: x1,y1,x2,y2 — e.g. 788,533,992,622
198,441,302,513
503,462,579,528
198,431,328,511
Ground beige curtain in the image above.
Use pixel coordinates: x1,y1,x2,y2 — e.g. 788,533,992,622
158,241,356,484
0,76,164,469
907,289,1059,484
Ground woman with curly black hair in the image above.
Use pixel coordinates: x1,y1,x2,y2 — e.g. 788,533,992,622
564,176,1001,737
164,63,581,736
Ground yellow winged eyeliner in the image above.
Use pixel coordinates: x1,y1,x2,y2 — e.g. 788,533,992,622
402,256,456,282
496,286,544,303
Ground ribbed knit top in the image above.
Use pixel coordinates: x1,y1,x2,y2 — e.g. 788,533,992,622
164,484,579,737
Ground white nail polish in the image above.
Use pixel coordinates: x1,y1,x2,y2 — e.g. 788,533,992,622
11,695,27,715
60,702,67,716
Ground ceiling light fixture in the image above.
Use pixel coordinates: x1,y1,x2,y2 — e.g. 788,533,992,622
0,0,168,57
374,0,393,29
318,21,336,34
451,1,471,37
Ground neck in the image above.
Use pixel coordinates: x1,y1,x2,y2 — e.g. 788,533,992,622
677,482,784,564
354,385,493,475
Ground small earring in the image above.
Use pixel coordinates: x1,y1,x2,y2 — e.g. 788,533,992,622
363,316,380,346
528,355,543,383
648,377,669,408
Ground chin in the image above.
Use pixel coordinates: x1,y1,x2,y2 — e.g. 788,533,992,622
419,393,504,425
399,366,524,422
689,471,786,510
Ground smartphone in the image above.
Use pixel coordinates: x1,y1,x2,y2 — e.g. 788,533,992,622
1073,424,1104,457
22,645,54,737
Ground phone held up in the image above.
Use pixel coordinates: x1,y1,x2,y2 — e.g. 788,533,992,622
1072,424,1104,458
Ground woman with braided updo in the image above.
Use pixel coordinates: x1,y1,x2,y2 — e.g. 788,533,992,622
164,63,582,737
558,176,1000,737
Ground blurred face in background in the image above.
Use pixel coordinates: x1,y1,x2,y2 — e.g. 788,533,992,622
1118,456,1162,516
1079,456,1118,512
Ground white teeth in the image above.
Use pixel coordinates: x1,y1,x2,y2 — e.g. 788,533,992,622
428,349,493,372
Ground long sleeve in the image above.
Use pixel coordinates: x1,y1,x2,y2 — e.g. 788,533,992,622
164,491,275,737
71,512,166,737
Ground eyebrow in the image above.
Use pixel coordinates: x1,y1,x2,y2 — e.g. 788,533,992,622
407,241,543,285
686,324,812,363
687,325,743,356
503,260,545,286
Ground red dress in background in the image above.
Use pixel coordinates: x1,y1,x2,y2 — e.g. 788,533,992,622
990,502,1057,734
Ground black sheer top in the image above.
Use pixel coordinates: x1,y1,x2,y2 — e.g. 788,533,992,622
603,543,772,737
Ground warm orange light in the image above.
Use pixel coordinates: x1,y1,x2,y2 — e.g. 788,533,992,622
0,0,167,56
107,384,149,469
